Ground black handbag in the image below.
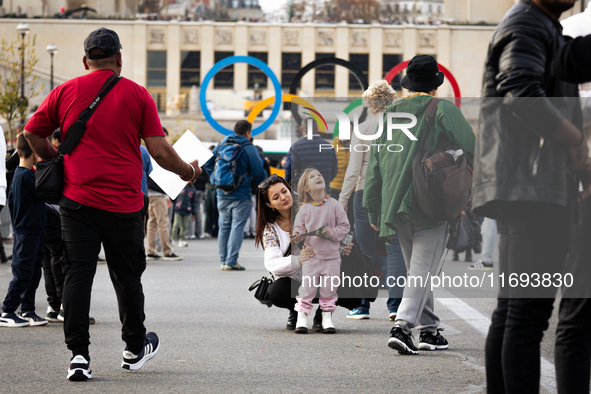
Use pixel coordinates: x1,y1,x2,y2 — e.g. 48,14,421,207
35,74,122,204
248,274,275,308
249,242,291,307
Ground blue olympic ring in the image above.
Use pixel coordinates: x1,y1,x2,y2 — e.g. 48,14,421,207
200,56,283,136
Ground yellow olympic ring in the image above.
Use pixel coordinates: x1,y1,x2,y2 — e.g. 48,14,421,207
246,95,319,124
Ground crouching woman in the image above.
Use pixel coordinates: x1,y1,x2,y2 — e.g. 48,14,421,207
255,174,353,332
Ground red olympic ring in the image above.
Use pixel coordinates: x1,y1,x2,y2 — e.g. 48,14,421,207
383,60,462,108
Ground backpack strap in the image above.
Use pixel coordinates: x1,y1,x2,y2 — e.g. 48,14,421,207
419,98,441,152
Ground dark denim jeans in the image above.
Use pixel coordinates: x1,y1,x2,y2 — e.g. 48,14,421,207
353,190,403,312
485,202,569,394
61,197,147,356
2,233,44,313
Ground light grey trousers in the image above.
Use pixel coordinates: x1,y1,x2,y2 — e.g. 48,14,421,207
394,219,449,334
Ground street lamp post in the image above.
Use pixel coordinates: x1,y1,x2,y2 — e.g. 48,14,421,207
46,44,58,91
16,23,29,106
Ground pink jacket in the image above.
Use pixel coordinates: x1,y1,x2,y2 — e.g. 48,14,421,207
293,197,350,259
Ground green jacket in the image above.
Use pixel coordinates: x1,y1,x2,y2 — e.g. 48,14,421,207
363,95,475,239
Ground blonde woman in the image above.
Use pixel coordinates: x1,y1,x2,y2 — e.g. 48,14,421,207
338,80,406,321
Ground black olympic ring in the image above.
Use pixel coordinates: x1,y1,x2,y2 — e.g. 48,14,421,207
289,57,369,130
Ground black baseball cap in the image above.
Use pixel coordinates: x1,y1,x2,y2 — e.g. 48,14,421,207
84,28,122,60
400,55,444,92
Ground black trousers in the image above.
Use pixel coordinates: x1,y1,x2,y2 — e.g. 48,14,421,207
42,235,65,312
485,202,569,394
555,196,591,394
60,197,147,356
268,277,360,312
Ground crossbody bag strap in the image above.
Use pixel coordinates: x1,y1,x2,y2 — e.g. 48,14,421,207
419,98,441,153
58,74,122,156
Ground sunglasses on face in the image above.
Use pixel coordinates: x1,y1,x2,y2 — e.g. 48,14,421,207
258,174,281,190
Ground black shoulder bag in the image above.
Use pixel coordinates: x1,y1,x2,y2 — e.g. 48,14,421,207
249,243,292,308
35,74,122,204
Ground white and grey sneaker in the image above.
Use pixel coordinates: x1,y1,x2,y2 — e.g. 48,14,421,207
468,260,493,271
121,332,160,371
67,355,92,381
19,311,48,326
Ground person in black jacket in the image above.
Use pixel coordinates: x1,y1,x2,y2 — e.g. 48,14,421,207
471,1,591,392
550,26,591,394
284,119,338,192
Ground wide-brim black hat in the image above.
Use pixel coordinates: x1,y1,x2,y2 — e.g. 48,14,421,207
400,55,444,92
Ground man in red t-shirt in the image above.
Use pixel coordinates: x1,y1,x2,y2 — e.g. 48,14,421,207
24,28,200,381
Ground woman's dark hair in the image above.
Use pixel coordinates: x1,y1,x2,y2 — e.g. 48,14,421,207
255,175,292,249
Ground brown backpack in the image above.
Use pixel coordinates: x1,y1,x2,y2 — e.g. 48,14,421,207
412,99,473,222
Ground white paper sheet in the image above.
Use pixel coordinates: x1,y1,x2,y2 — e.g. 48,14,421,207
148,130,214,200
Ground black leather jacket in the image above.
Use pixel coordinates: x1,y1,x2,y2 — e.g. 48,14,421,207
472,0,581,218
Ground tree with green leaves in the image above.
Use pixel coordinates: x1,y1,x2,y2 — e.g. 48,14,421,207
0,33,42,148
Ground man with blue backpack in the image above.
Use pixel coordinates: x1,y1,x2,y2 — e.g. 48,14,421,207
203,120,267,271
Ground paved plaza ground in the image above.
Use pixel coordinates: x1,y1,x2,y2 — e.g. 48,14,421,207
0,237,561,394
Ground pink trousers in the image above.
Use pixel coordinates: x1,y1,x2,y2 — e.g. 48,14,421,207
294,257,341,314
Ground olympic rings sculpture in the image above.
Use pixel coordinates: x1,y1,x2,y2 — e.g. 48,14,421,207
200,56,462,136
200,56,283,136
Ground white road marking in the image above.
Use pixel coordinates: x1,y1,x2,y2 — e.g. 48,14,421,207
436,290,557,394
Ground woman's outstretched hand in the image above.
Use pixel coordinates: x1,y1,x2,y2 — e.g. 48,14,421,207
298,245,314,265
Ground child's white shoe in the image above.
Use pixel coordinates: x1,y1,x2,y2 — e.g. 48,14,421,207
295,312,308,334
321,311,336,334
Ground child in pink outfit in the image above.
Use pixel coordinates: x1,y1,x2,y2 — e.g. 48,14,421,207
293,168,349,334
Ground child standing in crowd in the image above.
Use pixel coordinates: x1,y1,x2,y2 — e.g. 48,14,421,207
293,168,349,334
0,134,47,327
171,180,198,248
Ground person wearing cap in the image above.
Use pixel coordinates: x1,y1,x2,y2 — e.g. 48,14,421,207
23,27,201,381
363,55,475,355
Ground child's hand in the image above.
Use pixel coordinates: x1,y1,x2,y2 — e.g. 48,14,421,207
293,232,303,243
298,246,314,266
322,227,331,238
191,215,195,222
341,243,353,256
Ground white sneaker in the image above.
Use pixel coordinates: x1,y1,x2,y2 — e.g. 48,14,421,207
178,240,188,248
321,311,336,334
295,311,308,334
468,260,493,271
67,355,92,381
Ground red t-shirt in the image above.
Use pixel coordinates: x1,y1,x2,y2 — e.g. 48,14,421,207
26,69,164,212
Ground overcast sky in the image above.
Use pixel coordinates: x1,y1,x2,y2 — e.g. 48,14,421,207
258,0,289,14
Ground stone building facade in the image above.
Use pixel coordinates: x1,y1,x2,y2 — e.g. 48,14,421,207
0,19,497,112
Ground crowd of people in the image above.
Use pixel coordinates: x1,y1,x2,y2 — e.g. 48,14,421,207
1,1,591,392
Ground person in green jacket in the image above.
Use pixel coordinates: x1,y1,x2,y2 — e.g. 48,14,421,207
363,55,475,355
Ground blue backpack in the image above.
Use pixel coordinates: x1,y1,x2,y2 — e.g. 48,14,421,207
211,140,252,194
